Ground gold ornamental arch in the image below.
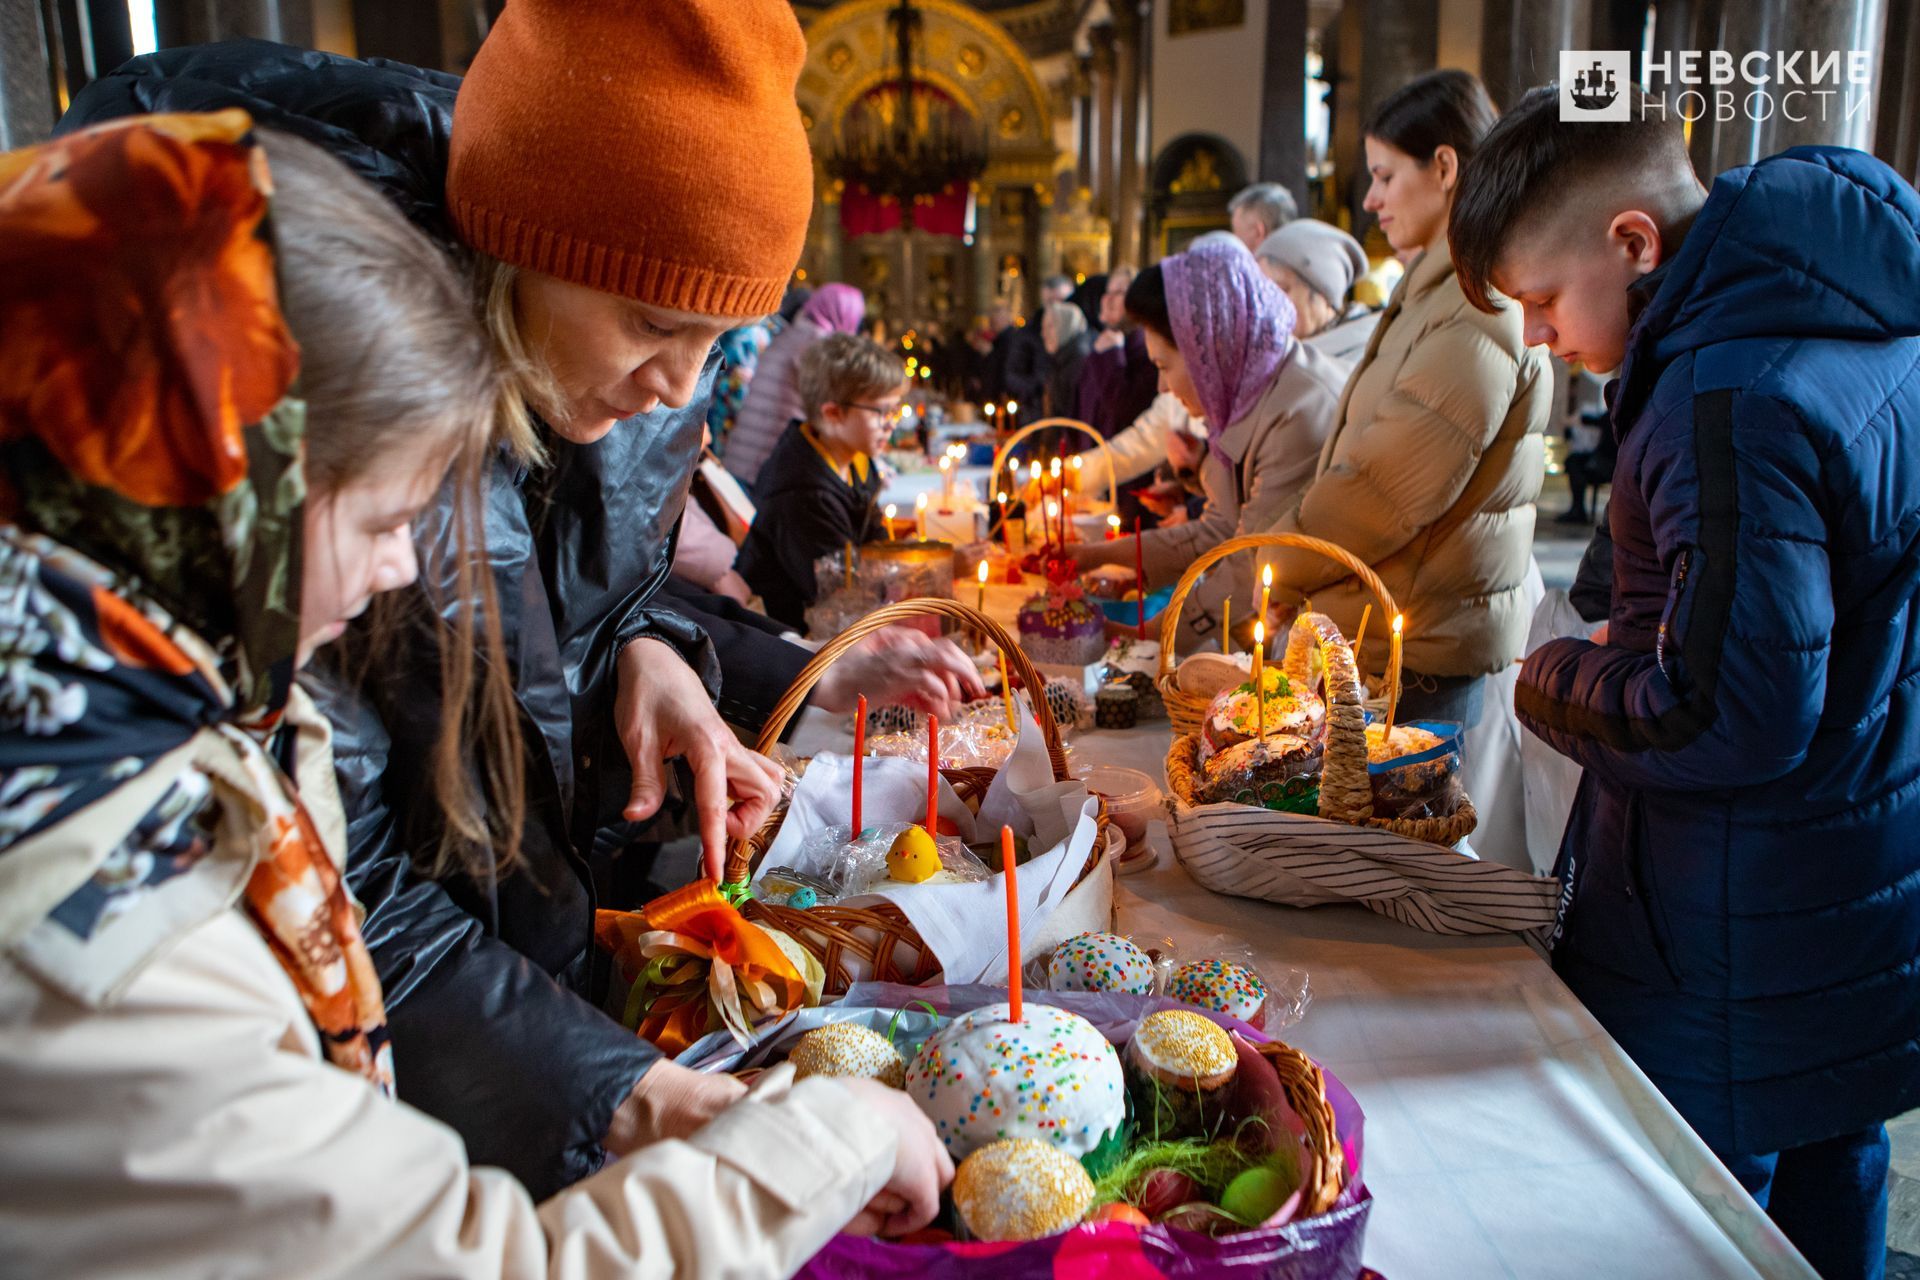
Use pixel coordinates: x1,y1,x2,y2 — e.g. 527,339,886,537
797,0,1057,188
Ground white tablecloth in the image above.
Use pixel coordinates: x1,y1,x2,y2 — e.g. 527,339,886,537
787,708,1816,1279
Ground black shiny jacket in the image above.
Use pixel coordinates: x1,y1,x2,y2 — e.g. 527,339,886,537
62,39,811,1198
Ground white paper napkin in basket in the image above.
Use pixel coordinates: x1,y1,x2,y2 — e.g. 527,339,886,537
754,703,1099,982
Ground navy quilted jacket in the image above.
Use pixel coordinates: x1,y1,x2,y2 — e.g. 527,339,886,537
1517,147,1920,1156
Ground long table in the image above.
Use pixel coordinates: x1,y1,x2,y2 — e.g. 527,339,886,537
786,700,1818,1278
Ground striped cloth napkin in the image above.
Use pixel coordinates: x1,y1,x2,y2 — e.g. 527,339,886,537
1169,800,1562,937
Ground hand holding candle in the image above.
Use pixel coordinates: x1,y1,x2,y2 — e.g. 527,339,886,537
1001,824,1022,1021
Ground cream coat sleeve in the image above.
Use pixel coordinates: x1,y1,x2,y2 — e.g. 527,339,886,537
1074,392,1193,491
0,909,895,1280
1269,314,1521,596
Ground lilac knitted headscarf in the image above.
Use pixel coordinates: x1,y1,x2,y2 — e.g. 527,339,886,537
800,282,867,335
1161,238,1297,460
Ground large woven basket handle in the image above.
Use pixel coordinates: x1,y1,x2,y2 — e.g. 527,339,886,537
989,418,1118,508
1256,1042,1347,1216
723,598,1068,884
1155,532,1400,680
1285,612,1374,826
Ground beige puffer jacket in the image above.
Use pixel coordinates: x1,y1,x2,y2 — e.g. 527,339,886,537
0,694,895,1280
1263,244,1548,677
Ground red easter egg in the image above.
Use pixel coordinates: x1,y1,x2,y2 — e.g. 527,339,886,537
934,815,963,836
1135,1169,1202,1220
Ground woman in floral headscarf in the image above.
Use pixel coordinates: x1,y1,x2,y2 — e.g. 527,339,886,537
0,115,946,1277
1069,238,1351,653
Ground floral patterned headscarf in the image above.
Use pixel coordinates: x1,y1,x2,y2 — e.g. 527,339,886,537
0,113,394,1095
1161,237,1298,462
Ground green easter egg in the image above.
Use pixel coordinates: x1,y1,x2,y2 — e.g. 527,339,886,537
1219,1165,1292,1225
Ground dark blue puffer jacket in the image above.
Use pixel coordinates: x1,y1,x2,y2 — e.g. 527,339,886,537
1517,147,1920,1157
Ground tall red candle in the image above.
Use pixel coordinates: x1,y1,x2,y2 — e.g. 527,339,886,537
926,714,939,833
1001,824,1022,1021
852,694,866,836
1133,517,1147,639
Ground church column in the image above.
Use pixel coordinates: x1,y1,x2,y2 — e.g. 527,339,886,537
1089,22,1118,219
1876,0,1920,184
1259,0,1310,216
1113,1,1146,268
0,0,54,149
1689,0,1886,175
156,0,314,47
1353,0,1436,229
1073,52,1094,194
1481,0,1586,110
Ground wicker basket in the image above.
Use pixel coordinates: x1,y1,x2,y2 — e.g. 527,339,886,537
1258,1038,1349,1216
990,417,1118,514
725,597,1113,993
1166,609,1478,848
1158,532,1399,736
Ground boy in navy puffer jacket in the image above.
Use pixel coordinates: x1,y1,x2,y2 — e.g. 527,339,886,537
1452,87,1920,1280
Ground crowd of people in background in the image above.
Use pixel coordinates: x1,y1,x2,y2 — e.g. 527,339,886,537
2,2,1918,1277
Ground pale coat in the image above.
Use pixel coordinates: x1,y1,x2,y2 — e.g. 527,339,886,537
1080,343,1350,653
0,694,894,1280
1264,245,1549,677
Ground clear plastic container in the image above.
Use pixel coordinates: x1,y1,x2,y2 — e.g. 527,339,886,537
1075,764,1162,852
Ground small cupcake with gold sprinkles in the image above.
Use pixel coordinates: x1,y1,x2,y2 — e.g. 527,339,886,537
953,1138,1095,1242
1124,1008,1239,1138
789,1023,907,1088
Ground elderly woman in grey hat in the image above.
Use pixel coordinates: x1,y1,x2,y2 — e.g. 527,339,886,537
1255,219,1380,364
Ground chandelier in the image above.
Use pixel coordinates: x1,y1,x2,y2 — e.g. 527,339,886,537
823,0,987,224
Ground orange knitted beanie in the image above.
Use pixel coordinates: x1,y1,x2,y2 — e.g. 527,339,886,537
447,0,814,318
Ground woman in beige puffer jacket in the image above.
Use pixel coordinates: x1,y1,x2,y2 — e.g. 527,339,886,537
1263,71,1548,727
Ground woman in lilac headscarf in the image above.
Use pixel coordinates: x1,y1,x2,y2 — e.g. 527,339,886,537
725,282,867,486
1069,237,1354,653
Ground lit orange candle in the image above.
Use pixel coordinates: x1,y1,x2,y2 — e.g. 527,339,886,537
1106,513,1121,541
1001,824,1022,1020
997,491,1015,556
914,492,928,540
976,559,989,612
1252,621,1267,748
1385,614,1405,735
883,503,897,541
1258,563,1273,635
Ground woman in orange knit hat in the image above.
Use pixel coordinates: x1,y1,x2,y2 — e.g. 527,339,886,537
61,0,976,1213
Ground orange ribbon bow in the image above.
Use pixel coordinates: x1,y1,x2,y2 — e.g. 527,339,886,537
595,881,817,1055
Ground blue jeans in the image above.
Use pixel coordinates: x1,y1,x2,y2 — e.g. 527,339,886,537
1720,1124,1890,1280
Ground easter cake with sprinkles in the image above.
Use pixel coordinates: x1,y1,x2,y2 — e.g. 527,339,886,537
1045,931,1157,995
903,1001,1126,1162
1167,958,1269,1029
